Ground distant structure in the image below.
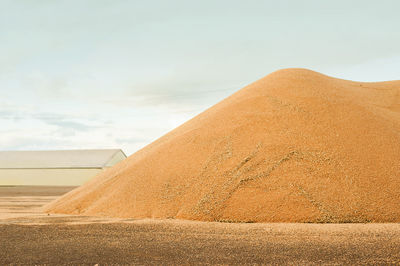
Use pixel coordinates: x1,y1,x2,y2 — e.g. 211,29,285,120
0,149,127,186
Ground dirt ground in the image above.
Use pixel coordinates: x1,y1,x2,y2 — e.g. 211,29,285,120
1,186,400,265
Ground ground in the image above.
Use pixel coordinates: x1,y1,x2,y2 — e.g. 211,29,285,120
0,186,399,265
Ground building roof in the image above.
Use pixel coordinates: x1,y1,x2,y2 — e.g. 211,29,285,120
0,149,127,169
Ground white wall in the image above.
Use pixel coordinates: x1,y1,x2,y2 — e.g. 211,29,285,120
0,168,103,186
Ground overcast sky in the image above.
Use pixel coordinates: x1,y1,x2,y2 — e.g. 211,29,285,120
1,0,399,155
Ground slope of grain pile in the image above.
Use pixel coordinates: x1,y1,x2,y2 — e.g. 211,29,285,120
45,69,400,223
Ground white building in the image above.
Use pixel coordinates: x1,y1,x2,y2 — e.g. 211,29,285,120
0,149,127,186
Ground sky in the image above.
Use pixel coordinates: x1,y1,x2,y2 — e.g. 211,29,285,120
1,0,400,156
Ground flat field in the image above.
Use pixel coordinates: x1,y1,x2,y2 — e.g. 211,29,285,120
0,186,399,265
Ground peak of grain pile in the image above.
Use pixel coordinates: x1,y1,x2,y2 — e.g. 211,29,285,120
45,69,400,223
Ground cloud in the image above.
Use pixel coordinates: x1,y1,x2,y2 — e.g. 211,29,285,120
324,55,400,82
39,118,95,132
1,0,399,155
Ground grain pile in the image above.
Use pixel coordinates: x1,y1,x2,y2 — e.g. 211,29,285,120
45,69,400,222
